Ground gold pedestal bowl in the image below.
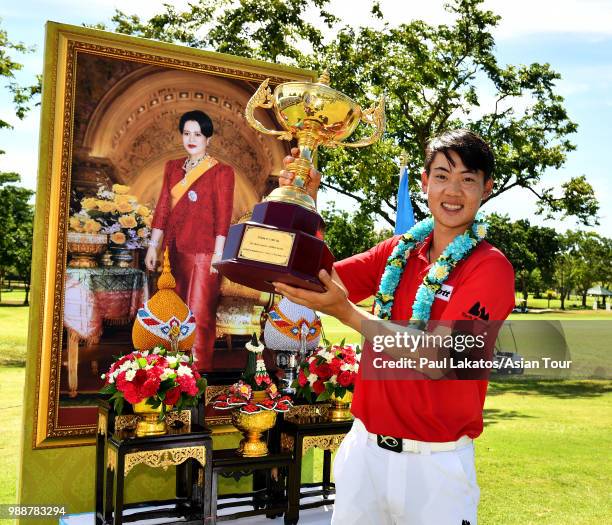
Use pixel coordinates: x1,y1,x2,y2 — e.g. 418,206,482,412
133,399,172,437
231,408,277,457
67,232,108,268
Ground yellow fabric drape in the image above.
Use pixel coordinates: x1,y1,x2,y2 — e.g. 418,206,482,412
170,156,218,209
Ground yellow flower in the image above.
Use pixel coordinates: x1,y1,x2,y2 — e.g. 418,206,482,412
137,227,148,238
69,217,82,231
136,205,151,217
116,201,133,213
97,200,116,213
110,231,126,244
143,215,153,227
476,224,487,238
84,219,102,233
81,197,97,210
433,264,449,280
118,214,137,229
112,184,130,195
114,194,131,205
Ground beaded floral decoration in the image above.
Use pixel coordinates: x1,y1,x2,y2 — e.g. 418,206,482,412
373,212,488,324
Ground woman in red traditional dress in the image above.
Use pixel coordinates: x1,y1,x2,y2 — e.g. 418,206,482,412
145,110,235,370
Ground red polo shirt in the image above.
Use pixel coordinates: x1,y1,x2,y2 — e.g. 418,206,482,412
334,234,515,442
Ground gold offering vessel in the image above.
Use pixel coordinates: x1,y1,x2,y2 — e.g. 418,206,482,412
132,399,171,437
67,232,108,268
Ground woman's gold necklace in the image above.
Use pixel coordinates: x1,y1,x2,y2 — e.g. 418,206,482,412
182,154,209,184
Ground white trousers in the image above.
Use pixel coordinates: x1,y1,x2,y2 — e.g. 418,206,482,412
331,419,480,525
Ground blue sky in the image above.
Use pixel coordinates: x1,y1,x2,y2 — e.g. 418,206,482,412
1,0,611,237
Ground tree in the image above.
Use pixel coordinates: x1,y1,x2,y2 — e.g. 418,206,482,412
554,233,578,310
0,19,40,134
566,231,610,307
0,171,34,303
486,214,536,301
321,206,391,261
100,0,598,227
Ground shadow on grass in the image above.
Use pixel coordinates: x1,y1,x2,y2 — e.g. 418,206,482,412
0,360,26,367
483,408,535,427
488,379,611,399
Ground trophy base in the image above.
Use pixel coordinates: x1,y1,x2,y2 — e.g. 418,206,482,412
215,203,334,293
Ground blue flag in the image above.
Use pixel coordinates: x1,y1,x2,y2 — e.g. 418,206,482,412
394,165,415,235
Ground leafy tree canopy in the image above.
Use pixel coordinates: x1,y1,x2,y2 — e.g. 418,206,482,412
98,0,599,226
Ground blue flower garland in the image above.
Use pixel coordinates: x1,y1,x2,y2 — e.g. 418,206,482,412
373,212,488,324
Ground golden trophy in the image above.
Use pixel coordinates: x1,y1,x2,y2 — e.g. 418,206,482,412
215,71,385,292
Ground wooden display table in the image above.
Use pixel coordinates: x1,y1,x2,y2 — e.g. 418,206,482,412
278,407,353,523
209,449,298,524
95,402,212,525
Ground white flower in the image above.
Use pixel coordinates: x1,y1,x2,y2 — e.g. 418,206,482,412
330,374,337,384
125,369,136,381
307,373,318,386
166,356,178,366
161,369,176,381
101,373,106,380
177,365,193,377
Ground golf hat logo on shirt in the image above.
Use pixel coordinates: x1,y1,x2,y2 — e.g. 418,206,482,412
434,283,454,302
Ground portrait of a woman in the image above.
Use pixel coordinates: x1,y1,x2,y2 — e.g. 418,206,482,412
145,110,235,371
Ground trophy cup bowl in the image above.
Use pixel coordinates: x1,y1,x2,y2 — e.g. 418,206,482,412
214,71,385,293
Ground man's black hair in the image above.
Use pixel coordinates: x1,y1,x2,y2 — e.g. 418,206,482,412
178,110,214,137
424,129,494,181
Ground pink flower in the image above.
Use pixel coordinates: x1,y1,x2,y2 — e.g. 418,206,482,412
177,375,199,396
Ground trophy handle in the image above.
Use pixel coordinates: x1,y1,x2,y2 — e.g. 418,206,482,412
333,95,386,148
245,78,293,141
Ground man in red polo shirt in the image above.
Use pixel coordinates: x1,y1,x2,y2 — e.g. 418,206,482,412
274,129,515,525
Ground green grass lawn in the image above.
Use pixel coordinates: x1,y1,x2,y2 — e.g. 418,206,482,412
0,290,29,367
0,367,25,505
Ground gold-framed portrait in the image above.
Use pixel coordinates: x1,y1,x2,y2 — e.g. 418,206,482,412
30,22,316,448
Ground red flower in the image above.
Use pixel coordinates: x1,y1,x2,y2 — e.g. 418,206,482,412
141,376,161,398
260,398,275,409
308,359,318,374
298,369,308,387
337,371,354,388
316,363,332,380
343,354,356,365
165,386,181,405
329,358,342,376
242,404,259,413
276,402,290,412
312,380,325,395
177,375,199,396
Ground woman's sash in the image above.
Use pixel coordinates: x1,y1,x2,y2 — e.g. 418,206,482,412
170,157,218,209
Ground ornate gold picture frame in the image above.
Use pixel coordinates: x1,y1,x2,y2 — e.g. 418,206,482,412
30,22,316,448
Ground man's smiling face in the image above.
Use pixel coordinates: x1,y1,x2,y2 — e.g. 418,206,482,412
421,150,493,232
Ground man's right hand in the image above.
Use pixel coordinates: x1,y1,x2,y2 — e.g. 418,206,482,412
279,147,321,202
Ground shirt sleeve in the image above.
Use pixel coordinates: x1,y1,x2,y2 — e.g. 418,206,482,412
334,236,400,304
151,161,173,231
213,165,235,238
440,252,515,322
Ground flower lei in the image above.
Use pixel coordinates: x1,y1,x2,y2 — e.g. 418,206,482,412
373,212,488,324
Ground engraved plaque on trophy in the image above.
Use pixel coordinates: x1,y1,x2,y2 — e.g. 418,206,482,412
214,71,385,293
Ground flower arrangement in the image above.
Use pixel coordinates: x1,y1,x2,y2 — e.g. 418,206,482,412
294,341,361,402
212,380,293,414
69,183,153,248
100,346,206,418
